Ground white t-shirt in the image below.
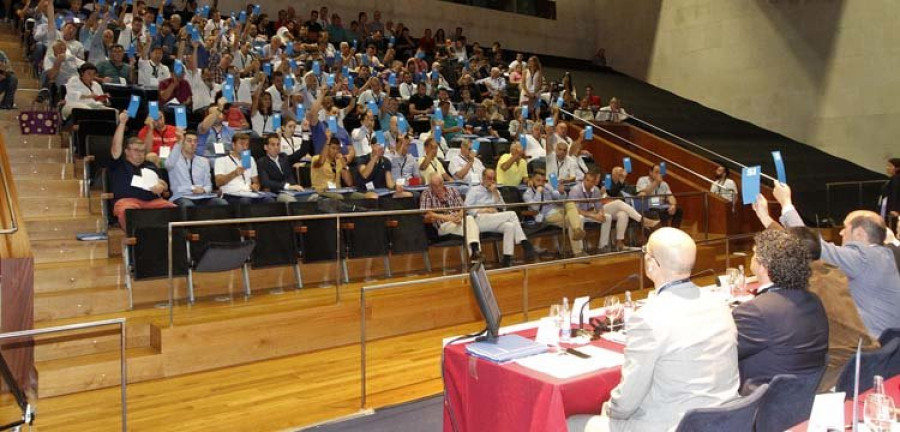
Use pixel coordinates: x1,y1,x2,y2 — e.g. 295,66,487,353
351,126,373,157
710,178,738,202
138,59,170,88
64,75,105,106
251,112,277,136
214,154,257,194
449,154,484,184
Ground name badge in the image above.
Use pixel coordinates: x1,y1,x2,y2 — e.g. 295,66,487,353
327,181,337,190
650,197,661,207
395,177,406,187
159,146,171,159
365,181,375,191
214,142,226,155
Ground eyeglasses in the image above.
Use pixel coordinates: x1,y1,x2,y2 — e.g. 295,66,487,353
642,244,659,267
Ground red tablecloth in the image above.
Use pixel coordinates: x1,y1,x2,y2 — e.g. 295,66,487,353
442,328,624,432
789,375,900,431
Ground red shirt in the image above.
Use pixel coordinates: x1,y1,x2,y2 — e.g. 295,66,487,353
138,125,178,154
158,77,192,106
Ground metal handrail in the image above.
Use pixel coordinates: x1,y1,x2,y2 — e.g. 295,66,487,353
0,318,127,431
625,114,779,183
357,231,763,409
165,191,713,325
0,158,19,235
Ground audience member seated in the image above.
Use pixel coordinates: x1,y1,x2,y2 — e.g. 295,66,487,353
523,170,586,255
45,39,84,90
351,107,376,159
567,228,739,431
521,122,547,160
636,164,683,228
595,97,628,123
355,142,412,199
418,137,453,183
258,133,313,203
477,66,506,98
63,62,111,119
710,162,738,202
732,228,828,393
449,139,485,185
387,135,420,183
164,130,227,207
495,142,528,186
420,172,481,259
546,141,584,183
311,135,361,200
768,182,900,340
750,197,881,390
607,166,636,197
95,44,132,85
197,106,236,158
108,111,176,229
568,169,618,254
138,45,170,88
158,64,191,106
573,98,594,122
214,132,274,205
464,169,536,267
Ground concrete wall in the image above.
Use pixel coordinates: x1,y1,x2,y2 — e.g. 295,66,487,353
593,0,900,173
217,0,600,60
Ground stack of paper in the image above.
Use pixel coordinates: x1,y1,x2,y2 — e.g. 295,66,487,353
516,345,624,379
130,168,160,191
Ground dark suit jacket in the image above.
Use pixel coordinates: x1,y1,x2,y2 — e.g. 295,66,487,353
257,154,298,193
733,287,829,390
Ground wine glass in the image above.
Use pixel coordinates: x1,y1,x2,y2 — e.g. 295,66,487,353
863,392,896,432
549,304,563,351
604,297,623,331
725,268,739,296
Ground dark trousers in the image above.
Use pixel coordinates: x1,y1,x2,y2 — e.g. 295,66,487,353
644,206,684,228
223,194,275,205
0,72,17,107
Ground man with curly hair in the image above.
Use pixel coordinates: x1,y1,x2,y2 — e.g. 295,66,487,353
732,228,829,393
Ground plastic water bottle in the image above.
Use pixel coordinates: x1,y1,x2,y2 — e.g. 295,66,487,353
623,291,635,326
560,297,571,342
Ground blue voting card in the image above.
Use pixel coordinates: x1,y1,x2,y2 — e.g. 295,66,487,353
223,84,234,102
604,174,612,190
241,150,251,169
389,72,397,87
226,74,234,87
545,117,554,127
273,113,281,130
149,23,157,37
742,166,761,205
519,134,527,148
472,140,481,153
284,75,294,92
328,116,337,133
431,69,439,81
398,117,408,134
126,44,135,58
288,59,297,70
98,0,105,6
457,115,464,127
434,107,443,122
772,151,787,184
173,60,184,75
175,106,187,129
389,36,395,46
326,73,335,87
549,172,559,190
263,63,272,76
408,142,419,157
201,5,210,18
416,51,425,60
361,54,369,66
295,105,305,120
521,105,528,119
342,65,349,76
556,96,564,107
239,11,246,24
623,157,632,173
253,4,261,15
434,126,442,142
367,100,379,115
348,77,355,90
127,95,140,118
148,101,159,120
156,13,163,26
312,61,321,76
285,42,294,56
55,15,64,29
585,126,593,140
375,130,385,145
352,39,358,50
660,162,667,176
190,26,201,43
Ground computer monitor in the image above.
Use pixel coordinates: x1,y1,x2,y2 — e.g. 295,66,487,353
469,260,502,342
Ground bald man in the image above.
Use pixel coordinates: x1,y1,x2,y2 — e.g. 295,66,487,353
769,182,900,339
568,228,739,432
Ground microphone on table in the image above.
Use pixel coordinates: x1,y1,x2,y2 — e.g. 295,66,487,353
691,268,716,281
578,273,639,335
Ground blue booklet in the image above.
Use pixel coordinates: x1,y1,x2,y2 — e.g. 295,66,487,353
742,166,761,205
241,150,252,169
466,334,549,363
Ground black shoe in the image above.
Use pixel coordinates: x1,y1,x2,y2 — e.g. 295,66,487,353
469,250,483,264
501,255,513,267
521,240,536,262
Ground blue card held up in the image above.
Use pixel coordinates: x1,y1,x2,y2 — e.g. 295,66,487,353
772,151,787,184
295,105,305,120
623,157,632,173
367,100,378,115
328,116,337,133
604,174,612,190
660,162,667,176
549,172,559,190
148,101,159,120
742,166,761,205
519,134,527,148
273,113,281,130
545,117,554,127
472,140,480,152
375,130,385,145
241,150,251,169
434,107,443,122
174,105,187,129
127,95,140,118
584,126,593,140
398,117,408,134
522,105,528,119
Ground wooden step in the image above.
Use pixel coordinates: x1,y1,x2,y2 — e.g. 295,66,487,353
34,259,122,295
35,347,163,398
33,322,152,363
31,238,109,264
26,216,103,241
10,162,75,180
7,147,68,163
34,285,127,322
19,196,96,218
16,178,83,198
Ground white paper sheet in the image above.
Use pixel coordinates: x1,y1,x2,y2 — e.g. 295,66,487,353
807,392,845,432
515,345,624,380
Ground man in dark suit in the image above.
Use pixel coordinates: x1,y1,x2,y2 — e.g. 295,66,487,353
257,134,313,203
733,228,829,392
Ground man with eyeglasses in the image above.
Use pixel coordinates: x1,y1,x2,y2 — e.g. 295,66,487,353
464,169,536,267
568,228,739,431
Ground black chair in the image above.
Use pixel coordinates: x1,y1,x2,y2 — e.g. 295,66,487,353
755,371,825,432
835,337,900,396
74,118,116,159
184,205,256,303
379,196,431,273
878,327,900,346
289,201,342,282
238,202,303,289
423,221,468,275
100,168,117,230
248,137,266,160
340,198,390,281
673,383,769,432
499,186,565,257
84,135,115,213
123,207,188,309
